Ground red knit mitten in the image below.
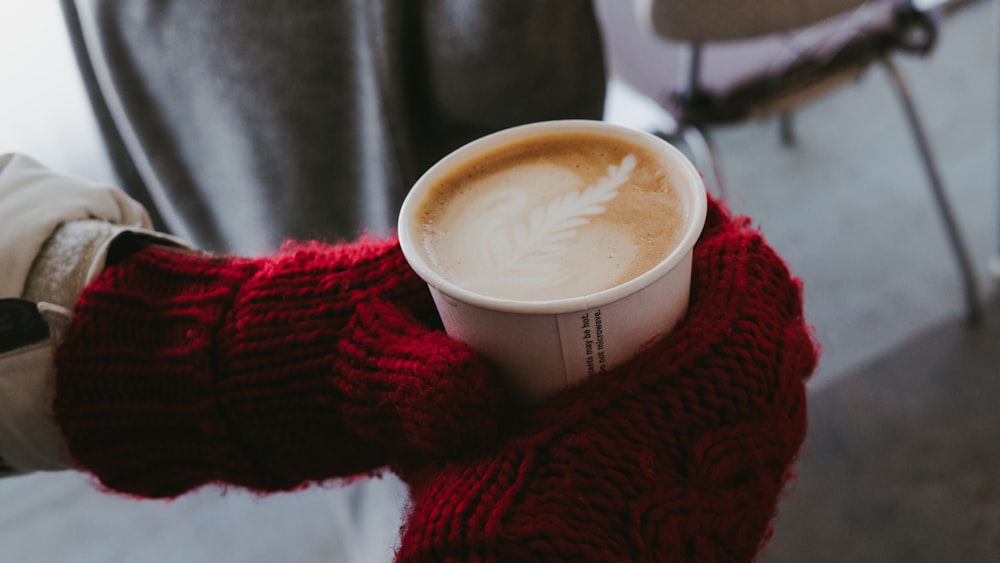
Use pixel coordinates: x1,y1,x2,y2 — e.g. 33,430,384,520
394,198,819,562
54,238,504,498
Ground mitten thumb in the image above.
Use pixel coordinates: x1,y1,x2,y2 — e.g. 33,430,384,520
335,300,506,461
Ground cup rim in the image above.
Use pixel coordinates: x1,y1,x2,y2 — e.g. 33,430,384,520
398,119,708,315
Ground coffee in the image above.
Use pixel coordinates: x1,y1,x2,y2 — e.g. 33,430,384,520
413,132,689,301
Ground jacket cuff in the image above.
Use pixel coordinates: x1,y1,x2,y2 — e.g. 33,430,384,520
23,219,187,311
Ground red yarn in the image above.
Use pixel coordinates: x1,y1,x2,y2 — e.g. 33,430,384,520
54,238,504,497
53,196,817,560
393,198,819,562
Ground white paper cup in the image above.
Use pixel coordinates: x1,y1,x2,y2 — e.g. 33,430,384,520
398,120,707,402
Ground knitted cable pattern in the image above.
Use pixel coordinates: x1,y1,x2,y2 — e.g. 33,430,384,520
54,238,504,498
394,199,819,562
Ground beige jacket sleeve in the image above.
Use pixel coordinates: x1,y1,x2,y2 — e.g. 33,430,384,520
0,153,186,474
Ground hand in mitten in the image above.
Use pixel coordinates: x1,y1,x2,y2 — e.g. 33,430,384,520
394,198,819,562
54,238,505,498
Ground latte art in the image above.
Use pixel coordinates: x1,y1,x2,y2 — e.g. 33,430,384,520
417,133,688,301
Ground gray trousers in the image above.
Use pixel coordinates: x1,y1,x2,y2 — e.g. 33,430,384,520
64,0,607,254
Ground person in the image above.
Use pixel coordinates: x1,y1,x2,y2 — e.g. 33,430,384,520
0,152,817,560
63,0,610,254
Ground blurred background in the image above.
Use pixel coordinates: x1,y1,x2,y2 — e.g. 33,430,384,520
0,0,998,561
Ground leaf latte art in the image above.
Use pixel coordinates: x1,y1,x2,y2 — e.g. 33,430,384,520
417,133,687,301
480,154,635,287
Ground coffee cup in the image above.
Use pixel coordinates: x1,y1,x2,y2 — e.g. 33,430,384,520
398,120,707,402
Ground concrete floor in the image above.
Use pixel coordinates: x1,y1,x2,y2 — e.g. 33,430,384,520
761,293,1000,561
0,0,998,561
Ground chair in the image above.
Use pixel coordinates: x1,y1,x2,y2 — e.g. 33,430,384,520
596,0,982,324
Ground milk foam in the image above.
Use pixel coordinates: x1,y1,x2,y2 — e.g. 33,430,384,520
422,154,652,301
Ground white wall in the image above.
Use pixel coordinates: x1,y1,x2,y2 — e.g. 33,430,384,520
0,1,115,183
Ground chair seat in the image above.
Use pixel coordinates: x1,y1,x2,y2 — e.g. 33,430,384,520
596,0,926,126
676,2,900,124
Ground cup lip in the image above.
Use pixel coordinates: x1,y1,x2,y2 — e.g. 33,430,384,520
398,119,708,315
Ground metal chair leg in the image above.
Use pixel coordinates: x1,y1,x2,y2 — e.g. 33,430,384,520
880,56,983,325
779,111,797,147
682,125,727,199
